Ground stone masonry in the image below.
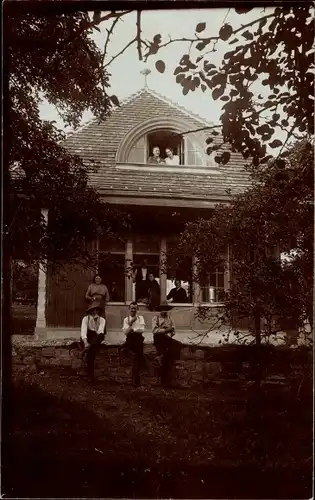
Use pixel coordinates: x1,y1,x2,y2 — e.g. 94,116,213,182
11,337,311,390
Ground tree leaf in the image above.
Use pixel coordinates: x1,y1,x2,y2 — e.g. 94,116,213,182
196,22,206,33
242,30,254,40
270,139,283,148
224,50,234,59
235,7,253,14
219,24,233,41
110,95,120,107
212,86,225,100
155,60,165,73
196,41,206,51
221,151,231,164
93,10,101,23
153,34,162,44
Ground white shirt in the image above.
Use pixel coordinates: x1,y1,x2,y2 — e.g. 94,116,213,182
141,267,148,280
122,315,145,334
81,315,106,342
165,155,180,165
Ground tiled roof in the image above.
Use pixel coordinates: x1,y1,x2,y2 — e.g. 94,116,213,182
63,88,252,203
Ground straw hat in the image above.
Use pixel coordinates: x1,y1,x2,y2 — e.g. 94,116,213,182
87,301,102,314
156,300,173,312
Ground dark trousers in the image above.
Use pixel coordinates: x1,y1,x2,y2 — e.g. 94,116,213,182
122,332,144,386
154,334,181,386
82,330,105,380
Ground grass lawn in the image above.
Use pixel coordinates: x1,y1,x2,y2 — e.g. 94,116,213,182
3,372,312,498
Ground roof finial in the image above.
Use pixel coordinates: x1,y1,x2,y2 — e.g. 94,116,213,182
140,68,151,88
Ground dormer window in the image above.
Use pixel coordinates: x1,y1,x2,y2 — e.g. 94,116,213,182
124,127,206,167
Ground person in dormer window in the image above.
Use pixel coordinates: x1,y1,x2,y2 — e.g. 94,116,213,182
148,146,165,164
165,147,180,165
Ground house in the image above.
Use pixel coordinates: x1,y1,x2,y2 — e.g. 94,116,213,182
33,85,252,342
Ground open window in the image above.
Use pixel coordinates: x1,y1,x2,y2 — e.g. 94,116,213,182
147,129,183,164
125,128,206,166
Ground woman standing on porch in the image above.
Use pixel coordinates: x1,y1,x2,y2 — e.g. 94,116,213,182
85,275,109,312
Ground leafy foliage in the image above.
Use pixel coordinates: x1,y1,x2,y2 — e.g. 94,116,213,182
144,6,314,166
5,9,127,267
175,140,313,342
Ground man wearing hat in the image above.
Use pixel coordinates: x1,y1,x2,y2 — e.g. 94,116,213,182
80,301,106,383
152,301,181,387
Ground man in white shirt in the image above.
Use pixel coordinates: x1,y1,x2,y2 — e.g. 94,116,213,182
165,147,180,165
121,302,145,386
80,301,106,383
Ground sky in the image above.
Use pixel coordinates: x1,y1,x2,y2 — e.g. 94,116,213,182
39,7,276,133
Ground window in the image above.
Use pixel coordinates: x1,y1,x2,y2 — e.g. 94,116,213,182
126,129,206,166
186,137,204,166
147,129,183,163
166,238,193,303
127,135,146,163
200,264,225,303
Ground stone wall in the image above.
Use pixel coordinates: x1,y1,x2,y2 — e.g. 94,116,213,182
12,339,312,390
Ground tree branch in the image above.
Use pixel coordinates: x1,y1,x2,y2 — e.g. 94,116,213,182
90,10,133,32
103,37,137,68
136,10,142,61
171,124,222,137
102,17,120,66
145,13,275,58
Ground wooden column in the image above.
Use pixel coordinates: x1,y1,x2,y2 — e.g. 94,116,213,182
159,237,167,301
125,239,133,303
192,255,201,305
35,208,48,336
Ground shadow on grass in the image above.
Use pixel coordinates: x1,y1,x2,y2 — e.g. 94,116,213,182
2,379,313,499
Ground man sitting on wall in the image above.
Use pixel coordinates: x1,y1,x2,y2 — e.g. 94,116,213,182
152,301,182,387
167,279,188,303
148,146,165,164
80,301,106,384
121,302,146,387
